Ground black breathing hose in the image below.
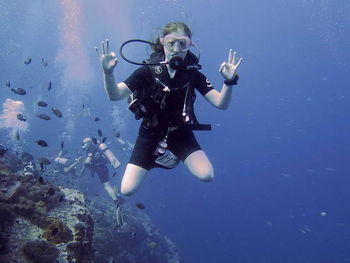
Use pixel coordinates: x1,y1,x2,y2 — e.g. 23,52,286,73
119,39,164,66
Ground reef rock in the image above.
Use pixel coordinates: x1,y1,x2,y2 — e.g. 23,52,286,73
0,150,183,263
0,185,94,263
90,197,184,263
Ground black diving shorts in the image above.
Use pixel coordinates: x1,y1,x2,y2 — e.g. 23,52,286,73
90,165,109,183
129,125,202,170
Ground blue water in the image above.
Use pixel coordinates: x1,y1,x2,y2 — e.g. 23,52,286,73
1,0,350,262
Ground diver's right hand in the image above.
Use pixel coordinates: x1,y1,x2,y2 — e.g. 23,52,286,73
96,39,118,74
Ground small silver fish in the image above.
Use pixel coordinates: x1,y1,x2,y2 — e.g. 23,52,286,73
48,81,52,91
11,88,26,95
16,113,26,122
14,129,20,141
113,129,120,138
37,101,48,107
52,108,62,118
136,202,145,210
24,58,32,64
42,58,48,67
36,114,51,120
0,147,8,155
36,140,48,147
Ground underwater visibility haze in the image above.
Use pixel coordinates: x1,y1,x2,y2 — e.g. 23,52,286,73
0,0,350,262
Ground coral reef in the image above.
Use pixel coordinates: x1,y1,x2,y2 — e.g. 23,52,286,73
48,187,95,262
42,218,73,244
0,151,23,174
0,232,10,255
0,163,64,227
0,149,184,263
22,240,59,263
0,203,15,227
91,197,184,263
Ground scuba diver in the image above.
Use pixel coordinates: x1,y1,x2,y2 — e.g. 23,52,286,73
96,21,242,196
54,137,124,228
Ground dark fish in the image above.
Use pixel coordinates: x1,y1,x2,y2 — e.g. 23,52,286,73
37,101,48,107
47,187,55,196
38,157,51,165
94,117,100,122
82,104,85,109
11,88,26,95
91,137,98,144
52,108,62,118
39,163,44,171
97,129,103,137
61,141,64,149
0,147,8,156
113,129,120,138
48,81,52,91
16,113,26,121
24,58,32,64
4,80,11,87
42,58,48,67
136,203,145,210
101,137,107,143
15,129,20,141
112,172,117,177
36,140,48,147
21,152,34,162
36,114,51,120
51,227,58,236
38,176,44,184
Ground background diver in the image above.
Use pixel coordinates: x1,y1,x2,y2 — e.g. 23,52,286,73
54,137,124,227
96,21,242,196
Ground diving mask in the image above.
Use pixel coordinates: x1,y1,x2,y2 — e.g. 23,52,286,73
160,34,192,52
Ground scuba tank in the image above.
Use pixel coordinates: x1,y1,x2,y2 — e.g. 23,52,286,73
98,143,121,169
54,157,69,165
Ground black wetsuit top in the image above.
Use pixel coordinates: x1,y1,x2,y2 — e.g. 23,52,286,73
124,66,214,135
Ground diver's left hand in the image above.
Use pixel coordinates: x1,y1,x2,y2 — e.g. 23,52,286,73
219,49,242,80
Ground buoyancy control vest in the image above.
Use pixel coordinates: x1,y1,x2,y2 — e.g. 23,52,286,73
127,51,211,130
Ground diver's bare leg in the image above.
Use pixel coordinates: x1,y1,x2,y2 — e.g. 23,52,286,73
120,163,148,196
184,150,214,182
103,181,118,201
